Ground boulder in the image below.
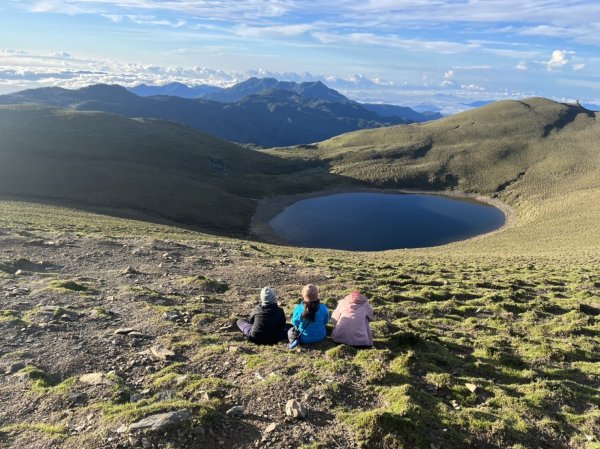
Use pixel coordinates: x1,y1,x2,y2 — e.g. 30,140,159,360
128,409,191,433
149,345,175,360
114,328,137,335
285,399,306,419
225,405,245,417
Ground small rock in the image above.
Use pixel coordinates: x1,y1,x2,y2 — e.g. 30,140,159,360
163,311,182,321
465,383,478,393
14,269,24,276
264,423,277,434
128,409,191,433
68,393,86,405
149,345,175,360
285,399,306,419
114,328,137,335
122,266,139,275
127,331,146,338
225,405,245,417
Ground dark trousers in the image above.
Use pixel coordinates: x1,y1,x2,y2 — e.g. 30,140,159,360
237,319,291,342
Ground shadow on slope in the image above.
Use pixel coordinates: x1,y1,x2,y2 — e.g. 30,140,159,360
0,106,358,235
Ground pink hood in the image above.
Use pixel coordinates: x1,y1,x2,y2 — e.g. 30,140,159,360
331,291,373,347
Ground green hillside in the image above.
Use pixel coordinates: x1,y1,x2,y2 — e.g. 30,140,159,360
0,105,335,233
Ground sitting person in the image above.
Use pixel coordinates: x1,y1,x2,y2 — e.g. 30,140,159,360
289,284,329,345
236,287,287,345
331,290,373,348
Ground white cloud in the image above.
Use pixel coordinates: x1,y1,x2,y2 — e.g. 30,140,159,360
312,32,476,54
519,24,569,37
236,24,314,38
0,48,405,95
546,49,573,71
441,79,458,88
101,14,123,23
516,61,528,71
573,63,586,71
461,84,485,91
49,52,72,59
444,70,455,79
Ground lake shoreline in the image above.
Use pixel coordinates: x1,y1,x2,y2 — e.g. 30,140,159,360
250,187,515,250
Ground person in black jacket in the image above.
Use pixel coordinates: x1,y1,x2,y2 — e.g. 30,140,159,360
236,287,287,344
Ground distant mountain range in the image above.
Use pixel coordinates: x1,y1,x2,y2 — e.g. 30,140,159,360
201,77,350,103
361,103,441,122
0,84,404,147
130,77,442,120
130,82,222,98
0,78,442,147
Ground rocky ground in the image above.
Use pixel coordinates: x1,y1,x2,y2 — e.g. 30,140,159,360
0,228,373,449
1,224,599,449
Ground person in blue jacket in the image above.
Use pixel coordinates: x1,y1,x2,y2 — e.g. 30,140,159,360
289,284,329,345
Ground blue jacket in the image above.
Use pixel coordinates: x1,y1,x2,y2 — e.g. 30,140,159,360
291,302,329,344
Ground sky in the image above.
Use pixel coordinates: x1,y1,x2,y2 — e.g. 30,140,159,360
1,0,599,112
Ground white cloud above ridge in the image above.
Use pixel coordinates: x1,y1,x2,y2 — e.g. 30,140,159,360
546,49,573,71
0,47,525,109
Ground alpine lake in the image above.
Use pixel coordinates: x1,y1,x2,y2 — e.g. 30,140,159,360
268,192,506,251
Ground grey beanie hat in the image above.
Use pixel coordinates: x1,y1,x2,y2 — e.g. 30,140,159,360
260,287,277,306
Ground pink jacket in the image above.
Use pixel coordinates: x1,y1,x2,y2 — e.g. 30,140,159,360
331,292,373,347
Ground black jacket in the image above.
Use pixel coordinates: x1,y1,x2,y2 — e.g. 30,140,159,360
248,303,286,344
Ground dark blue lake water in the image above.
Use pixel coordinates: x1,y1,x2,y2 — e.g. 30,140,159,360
269,192,506,251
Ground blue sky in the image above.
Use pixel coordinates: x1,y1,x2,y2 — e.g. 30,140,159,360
1,1,599,111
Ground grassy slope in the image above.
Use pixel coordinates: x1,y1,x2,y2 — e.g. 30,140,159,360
0,106,337,233
267,98,599,256
1,98,599,449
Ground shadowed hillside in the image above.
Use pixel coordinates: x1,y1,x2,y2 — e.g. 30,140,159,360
0,106,340,232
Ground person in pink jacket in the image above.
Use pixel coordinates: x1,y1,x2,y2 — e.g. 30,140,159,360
331,290,374,347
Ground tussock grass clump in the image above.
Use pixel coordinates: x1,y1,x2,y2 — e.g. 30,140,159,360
48,279,90,292
0,423,67,438
0,309,27,327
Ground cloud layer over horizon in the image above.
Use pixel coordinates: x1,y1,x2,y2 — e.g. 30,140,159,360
1,1,598,110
